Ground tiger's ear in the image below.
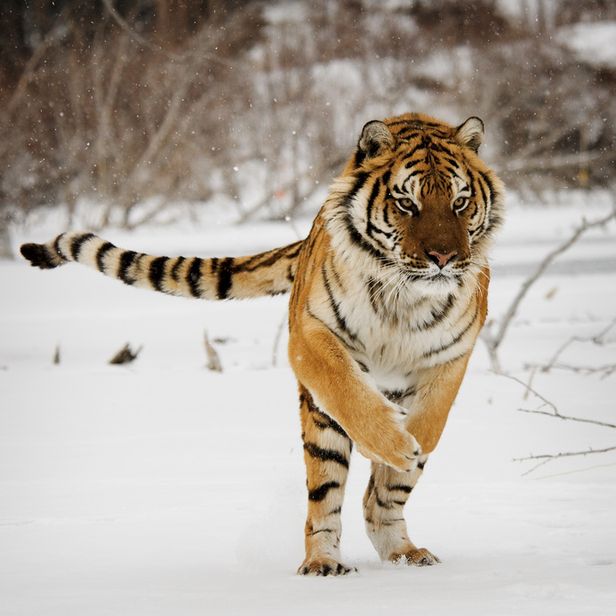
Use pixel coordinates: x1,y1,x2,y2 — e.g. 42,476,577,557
357,120,396,160
455,116,484,153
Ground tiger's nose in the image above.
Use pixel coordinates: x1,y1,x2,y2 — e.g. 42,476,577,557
426,250,458,269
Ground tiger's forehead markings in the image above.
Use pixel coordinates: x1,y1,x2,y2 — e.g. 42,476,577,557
390,138,463,202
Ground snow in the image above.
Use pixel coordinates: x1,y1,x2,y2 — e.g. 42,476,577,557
556,21,616,69
1,198,616,615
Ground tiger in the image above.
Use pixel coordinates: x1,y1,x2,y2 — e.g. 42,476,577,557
20,112,503,576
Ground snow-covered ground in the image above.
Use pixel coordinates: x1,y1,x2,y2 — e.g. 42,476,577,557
1,197,615,615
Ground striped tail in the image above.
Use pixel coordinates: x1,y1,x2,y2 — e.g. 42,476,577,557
20,232,303,300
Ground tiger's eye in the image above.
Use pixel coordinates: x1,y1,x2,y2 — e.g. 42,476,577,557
396,198,419,216
453,196,468,212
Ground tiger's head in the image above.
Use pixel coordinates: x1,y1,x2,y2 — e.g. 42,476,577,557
331,113,504,295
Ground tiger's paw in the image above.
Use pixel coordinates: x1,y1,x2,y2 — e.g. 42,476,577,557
298,557,357,576
390,547,441,567
357,423,421,473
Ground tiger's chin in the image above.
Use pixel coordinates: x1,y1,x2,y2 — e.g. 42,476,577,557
411,273,460,297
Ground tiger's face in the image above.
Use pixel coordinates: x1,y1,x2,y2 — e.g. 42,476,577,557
337,113,503,295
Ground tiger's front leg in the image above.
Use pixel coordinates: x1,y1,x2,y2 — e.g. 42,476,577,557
363,456,440,566
363,351,474,565
297,387,356,576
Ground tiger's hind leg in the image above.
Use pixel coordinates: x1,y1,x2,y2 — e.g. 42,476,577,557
363,456,440,566
297,388,356,576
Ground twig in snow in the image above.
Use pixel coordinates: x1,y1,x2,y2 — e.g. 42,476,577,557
109,343,142,365
514,446,616,475
540,317,616,374
204,331,223,372
501,373,616,430
53,345,61,365
272,311,288,367
531,362,616,379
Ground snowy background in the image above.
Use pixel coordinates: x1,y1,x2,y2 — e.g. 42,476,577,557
1,1,616,615
1,195,615,615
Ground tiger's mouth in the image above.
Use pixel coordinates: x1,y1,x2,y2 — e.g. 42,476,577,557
403,266,463,282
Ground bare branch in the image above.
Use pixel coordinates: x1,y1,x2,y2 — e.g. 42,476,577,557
516,405,616,430
7,24,69,115
501,372,616,429
514,445,616,464
271,311,288,367
483,210,616,370
101,0,231,67
541,317,616,373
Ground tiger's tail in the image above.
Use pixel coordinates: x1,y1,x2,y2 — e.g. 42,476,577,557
20,231,303,300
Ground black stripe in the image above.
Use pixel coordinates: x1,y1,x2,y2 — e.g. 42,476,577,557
216,257,234,299
387,484,413,493
365,179,393,241
421,301,479,359
381,518,405,527
95,242,114,272
403,148,427,167
427,140,452,154
148,256,167,292
342,210,388,261
285,241,303,259
350,170,369,197
306,304,355,350
118,250,137,284
471,169,488,205
367,275,400,319
54,234,67,260
170,256,185,281
382,200,394,226
412,294,456,332
478,170,495,203
442,164,466,182
303,392,349,438
304,442,349,468
308,528,334,536
308,481,340,502
387,119,412,128
383,386,416,402
311,413,348,437
187,257,202,297
365,178,380,237
234,241,302,273
375,493,394,509
70,233,95,260
322,265,358,345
